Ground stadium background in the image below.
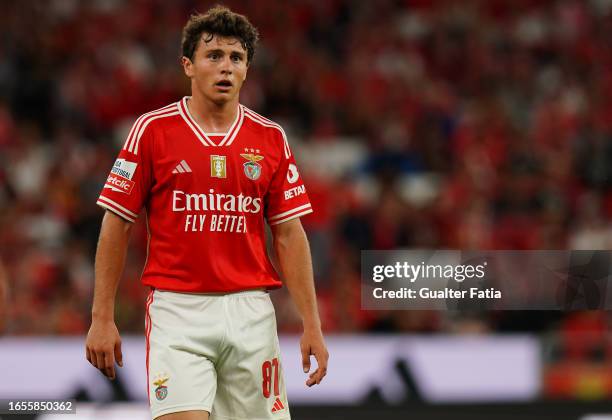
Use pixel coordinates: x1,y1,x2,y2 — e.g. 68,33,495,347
0,0,611,418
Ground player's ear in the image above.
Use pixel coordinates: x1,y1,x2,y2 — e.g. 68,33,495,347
181,56,194,78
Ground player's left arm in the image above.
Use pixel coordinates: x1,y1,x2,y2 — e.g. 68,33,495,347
271,218,328,387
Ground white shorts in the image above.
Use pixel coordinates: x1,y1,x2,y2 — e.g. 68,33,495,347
145,289,290,420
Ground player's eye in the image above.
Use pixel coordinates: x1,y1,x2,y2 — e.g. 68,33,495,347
231,55,243,63
209,53,220,60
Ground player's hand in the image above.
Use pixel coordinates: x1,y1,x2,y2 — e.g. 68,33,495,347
85,319,123,380
300,327,328,387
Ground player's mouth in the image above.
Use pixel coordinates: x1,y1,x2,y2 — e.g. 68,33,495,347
215,80,233,92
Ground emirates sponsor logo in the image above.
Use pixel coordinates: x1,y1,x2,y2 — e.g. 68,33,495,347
172,189,262,214
104,174,135,194
174,189,257,233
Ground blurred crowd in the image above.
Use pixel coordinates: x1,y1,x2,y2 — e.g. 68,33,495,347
0,0,611,336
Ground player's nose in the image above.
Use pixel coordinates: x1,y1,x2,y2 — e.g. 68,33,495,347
220,56,233,74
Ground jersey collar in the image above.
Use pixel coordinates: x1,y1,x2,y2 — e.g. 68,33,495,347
178,96,244,147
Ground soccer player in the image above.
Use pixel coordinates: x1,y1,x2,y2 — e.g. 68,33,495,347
85,7,328,420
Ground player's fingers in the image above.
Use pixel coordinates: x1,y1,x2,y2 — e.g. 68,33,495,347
307,367,326,386
315,348,328,368
316,367,327,384
95,351,105,373
104,351,116,380
311,351,328,385
301,347,311,373
86,347,92,366
114,340,123,368
306,368,319,387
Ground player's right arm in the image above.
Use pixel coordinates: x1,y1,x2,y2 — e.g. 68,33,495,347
86,111,157,379
85,210,133,380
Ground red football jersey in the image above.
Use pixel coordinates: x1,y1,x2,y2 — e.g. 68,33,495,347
97,97,313,292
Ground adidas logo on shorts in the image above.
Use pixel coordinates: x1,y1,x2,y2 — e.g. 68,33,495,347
271,397,285,413
172,160,192,174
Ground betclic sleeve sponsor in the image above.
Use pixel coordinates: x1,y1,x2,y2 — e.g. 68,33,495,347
265,138,312,226
96,121,155,223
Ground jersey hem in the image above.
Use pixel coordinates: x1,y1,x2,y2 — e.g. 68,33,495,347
96,199,137,223
141,280,283,294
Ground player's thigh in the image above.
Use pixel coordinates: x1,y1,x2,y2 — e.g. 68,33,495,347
156,410,209,420
213,293,290,419
148,291,219,418
149,344,217,417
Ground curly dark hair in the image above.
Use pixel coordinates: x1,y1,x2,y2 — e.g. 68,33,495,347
181,6,259,64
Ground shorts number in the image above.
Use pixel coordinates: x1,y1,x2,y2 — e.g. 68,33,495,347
261,357,280,398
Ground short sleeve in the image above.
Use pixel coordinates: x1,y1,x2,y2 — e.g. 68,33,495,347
265,138,313,226
96,122,154,223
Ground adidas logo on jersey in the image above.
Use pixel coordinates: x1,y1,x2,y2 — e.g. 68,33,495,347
271,397,285,413
172,160,192,174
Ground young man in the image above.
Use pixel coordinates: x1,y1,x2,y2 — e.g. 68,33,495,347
85,7,328,420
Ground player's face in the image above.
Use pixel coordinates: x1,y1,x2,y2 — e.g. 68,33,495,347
182,34,248,106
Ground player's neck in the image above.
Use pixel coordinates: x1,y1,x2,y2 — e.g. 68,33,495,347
187,94,239,133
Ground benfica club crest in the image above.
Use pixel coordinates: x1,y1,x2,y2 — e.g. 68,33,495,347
153,374,169,401
241,151,264,181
